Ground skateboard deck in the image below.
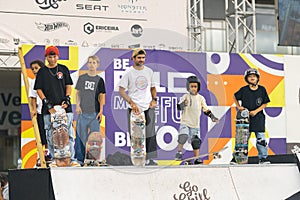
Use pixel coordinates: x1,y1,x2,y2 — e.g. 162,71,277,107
130,112,146,166
234,109,250,164
51,105,71,167
84,132,107,166
180,146,229,165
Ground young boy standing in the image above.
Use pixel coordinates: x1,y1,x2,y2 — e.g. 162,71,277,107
75,55,106,164
29,60,47,150
175,76,219,164
34,46,80,167
231,68,270,164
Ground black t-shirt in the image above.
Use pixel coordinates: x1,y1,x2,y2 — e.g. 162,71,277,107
34,63,73,114
234,85,270,132
75,73,106,113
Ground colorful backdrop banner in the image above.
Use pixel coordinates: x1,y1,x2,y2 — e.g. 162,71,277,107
21,45,286,168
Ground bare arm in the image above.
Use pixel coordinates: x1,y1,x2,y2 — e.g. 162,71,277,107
149,86,157,108
30,97,37,117
234,96,244,111
65,84,72,97
37,89,46,100
75,90,81,114
119,86,139,113
96,93,106,122
250,103,268,117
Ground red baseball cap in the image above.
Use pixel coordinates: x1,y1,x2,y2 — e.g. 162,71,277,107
44,46,59,57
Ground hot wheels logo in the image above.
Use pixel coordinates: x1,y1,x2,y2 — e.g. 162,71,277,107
36,22,70,32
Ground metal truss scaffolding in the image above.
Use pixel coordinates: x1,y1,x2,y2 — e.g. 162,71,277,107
187,0,204,52
0,50,20,69
225,0,256,53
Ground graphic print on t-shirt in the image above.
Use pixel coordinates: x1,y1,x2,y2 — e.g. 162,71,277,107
135,76,148,90
84,81,96,91
256,97,263,106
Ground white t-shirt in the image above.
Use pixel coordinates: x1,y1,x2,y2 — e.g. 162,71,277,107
118,66,155,112
179,93,209,128
28,78,42,114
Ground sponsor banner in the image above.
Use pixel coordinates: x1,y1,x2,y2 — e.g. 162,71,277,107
50,165,300,200
0,89,21,128
0,0,187,50
284,55,300,143
20,45,287,168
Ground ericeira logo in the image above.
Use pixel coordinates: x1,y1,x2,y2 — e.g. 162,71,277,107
83,22,119,35
131,24,143,37
84,22,94,35
36,22,70,32
173,181,210,200
35,0,67,9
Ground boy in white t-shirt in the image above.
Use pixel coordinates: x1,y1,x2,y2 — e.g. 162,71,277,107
29,60,47,150
175,76,219,164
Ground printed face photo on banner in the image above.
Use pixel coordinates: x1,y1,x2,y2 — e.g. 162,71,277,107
20,45,286,168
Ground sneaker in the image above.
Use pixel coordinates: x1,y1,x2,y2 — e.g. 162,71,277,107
146,159,158,166
70,161,81,167
175,152,183,160
194,159,203,165
230,157,237,165
259,158,271,164
49,160,57,167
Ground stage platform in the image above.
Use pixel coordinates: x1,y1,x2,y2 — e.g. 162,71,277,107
9,163,300,200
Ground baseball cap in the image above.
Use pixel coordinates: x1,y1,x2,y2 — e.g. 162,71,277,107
131,48,146,59
45,46,59,57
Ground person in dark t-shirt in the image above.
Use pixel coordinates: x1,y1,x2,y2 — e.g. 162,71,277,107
74,55,106,163
231,68,271,164
34,46,80,167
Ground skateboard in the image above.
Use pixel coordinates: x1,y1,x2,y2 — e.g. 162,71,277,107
51,105,71,167
130,112,146,166
180,146,229,165
84,132,107,166
233,109,250,164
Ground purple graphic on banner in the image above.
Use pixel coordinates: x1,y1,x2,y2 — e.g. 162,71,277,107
93,48,208,159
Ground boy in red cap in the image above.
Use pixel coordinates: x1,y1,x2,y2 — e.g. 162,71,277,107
34,46,80,167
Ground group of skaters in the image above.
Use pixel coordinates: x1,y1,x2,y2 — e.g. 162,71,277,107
28,46,270,167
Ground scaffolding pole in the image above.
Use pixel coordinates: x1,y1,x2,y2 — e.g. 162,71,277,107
225,0,256,53
187,0,204,51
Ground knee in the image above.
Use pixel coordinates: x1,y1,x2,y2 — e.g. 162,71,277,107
178,134,188,145
257,138,267,147
191,135,201,150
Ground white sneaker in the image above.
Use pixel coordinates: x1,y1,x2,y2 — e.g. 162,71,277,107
70,161,81,167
